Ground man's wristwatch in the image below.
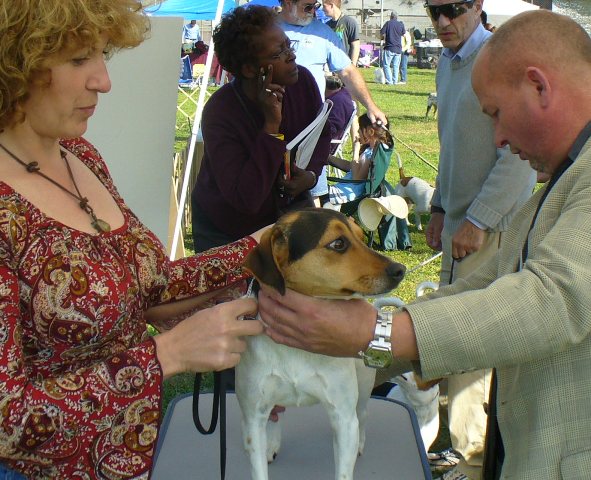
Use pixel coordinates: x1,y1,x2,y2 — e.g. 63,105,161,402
358,310,393,369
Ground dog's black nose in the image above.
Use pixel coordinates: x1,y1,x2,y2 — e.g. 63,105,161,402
387,263,406,284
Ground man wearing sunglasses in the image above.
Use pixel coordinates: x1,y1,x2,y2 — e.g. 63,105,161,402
424,1,536,479
277,0,386,205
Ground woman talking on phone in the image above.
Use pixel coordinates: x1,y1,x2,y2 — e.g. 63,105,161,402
0,1,267,477
190,5,331,252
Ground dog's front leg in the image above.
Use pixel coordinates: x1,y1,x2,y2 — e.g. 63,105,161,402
265,415,281,463
326,404,359,480
241,410,272,480
354,361,376,455
414,211,423,231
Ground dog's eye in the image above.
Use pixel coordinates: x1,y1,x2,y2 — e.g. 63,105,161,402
328,237,348,252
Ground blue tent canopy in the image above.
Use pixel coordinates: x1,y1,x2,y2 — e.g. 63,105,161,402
146,0,235,20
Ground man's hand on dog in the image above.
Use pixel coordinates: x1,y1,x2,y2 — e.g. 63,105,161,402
451,219,486,260
257,286,376,357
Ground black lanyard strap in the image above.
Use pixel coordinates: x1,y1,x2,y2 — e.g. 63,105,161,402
521,158,573,266
193,370,229,480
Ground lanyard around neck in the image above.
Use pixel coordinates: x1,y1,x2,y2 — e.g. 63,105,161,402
519,158,573,268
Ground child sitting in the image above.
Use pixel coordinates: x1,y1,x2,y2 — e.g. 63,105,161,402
325,113,394,205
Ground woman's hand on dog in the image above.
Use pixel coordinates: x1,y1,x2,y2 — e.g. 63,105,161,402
154,298,263,379
257,286,376,357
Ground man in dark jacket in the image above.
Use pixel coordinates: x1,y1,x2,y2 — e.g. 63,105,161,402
380,11,405,85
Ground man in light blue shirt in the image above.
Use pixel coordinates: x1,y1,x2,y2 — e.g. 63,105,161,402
277,0,385,204
183,20,201,44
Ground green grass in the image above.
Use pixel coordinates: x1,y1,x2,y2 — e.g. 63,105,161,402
163,65,442,406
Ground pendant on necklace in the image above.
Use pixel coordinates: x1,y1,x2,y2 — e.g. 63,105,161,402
91,215,112,233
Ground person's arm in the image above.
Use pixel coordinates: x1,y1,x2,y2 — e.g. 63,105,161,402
144,225,270,327
258,287,419,361
453,146,535,257
337,64,386,124
328,155,352,171
200,89,285,215
350,39,361,71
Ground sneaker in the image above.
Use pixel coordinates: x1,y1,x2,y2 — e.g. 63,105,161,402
428,448,461,467
437,468,468,480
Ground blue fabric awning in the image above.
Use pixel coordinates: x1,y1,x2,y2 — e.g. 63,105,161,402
146,0,236,21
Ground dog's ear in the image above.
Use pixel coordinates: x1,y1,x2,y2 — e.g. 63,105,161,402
346,216,366,242
243,227,286,295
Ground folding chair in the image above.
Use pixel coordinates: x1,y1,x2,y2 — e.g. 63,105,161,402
152,392,432,479
177,56,200,129
326,100,357,181
326,143,412,250
330,100,357,159
326,141,392,207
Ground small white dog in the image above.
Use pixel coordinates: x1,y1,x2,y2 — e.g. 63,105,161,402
236,208,405,480
374,66,386,84
425,92,438,118
393,176,435,231
387,372,440,453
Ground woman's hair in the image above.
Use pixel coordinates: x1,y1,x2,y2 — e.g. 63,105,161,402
213,5,278,77
358,113,394,150
325,75,343,91
0,0,151,130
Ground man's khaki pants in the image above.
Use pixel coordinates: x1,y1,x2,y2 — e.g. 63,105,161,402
438,230,500,479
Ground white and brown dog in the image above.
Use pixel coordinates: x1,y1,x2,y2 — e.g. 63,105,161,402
236,208,405,480
393,168,435,231
425,92,438,118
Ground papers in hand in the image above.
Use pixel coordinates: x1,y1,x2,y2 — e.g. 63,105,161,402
286,99,333,171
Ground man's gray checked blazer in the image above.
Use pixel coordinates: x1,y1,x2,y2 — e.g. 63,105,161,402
393,138,591,479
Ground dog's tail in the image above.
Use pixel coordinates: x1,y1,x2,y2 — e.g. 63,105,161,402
396,151,410,184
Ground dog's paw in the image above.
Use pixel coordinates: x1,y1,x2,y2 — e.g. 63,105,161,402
266,419,281,463
358,430,367,456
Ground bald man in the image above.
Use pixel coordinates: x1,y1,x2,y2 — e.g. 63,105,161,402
257,10,591,478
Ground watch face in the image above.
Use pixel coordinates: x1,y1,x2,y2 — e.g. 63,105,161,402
365,345,392,369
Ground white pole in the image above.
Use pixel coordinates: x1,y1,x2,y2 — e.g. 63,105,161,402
380,0,383,29
170,0,228,260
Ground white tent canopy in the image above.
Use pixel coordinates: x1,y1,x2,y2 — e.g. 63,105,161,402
484,0,540,16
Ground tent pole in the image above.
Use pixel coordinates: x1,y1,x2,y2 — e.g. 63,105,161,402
170,0,228,259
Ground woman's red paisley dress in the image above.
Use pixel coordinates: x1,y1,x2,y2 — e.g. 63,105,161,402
0,138,255,478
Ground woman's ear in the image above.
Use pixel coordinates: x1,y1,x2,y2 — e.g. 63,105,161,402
241,63,258,79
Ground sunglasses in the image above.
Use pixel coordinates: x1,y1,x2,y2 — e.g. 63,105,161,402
302,2,321,13
424,1,475,21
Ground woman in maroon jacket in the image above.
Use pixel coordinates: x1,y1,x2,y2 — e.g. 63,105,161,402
191,5,331,252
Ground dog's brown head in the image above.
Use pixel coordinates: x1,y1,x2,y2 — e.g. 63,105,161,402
243,208,405,297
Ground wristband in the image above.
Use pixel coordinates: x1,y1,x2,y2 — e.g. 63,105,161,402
269,133,284,140
308,170,317,188
358,310,393,369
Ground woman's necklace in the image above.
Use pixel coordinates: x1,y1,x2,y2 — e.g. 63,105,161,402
0,143,111,233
